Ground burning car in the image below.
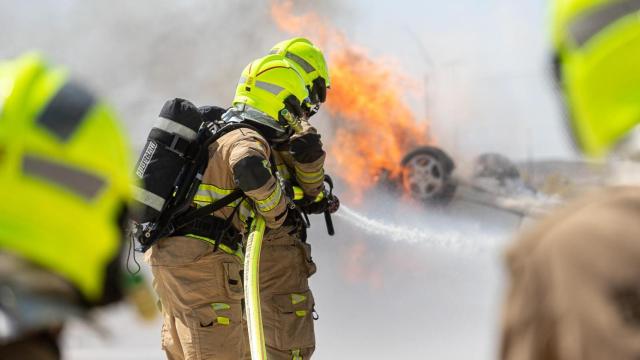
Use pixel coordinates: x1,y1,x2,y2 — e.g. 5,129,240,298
397,145,612,217
270,2,612,217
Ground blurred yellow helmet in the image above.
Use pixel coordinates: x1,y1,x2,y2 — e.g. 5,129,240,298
0,53,133,304
270,37,330,108
552,0,640,157
233,54,309,136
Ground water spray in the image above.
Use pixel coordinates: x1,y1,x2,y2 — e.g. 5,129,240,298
335,204,505,253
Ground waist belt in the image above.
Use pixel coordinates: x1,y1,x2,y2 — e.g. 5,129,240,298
280,209,308,242
174,215,242,255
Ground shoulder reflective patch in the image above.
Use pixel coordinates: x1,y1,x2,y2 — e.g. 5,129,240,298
233,155,272,192
569,0,640,47
23,154,105,200
37,81,96,141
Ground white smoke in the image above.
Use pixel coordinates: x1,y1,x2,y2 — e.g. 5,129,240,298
0,1,567,359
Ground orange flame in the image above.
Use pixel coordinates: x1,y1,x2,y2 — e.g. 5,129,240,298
271,1,433,198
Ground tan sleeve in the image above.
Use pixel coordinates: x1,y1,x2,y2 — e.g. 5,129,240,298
289,120,326,198
500,188,640,360
228,130,288,229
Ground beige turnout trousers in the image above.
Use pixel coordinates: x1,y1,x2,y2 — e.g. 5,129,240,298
260,224,317,360
146,236,249,360
501,187,640,360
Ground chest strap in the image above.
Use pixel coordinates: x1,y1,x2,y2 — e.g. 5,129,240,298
174,215,242,253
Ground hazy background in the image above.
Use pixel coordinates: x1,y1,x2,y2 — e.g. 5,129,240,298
0,0,572,159
1,0,572,358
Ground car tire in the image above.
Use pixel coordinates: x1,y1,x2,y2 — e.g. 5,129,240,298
400,146,457,205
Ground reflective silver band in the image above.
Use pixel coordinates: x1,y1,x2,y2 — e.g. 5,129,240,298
569,0,640,47
132,186,166,212
285,52,316,73
23,155,105,200
154,117,198,141
255,80,284,95
238,77,285,95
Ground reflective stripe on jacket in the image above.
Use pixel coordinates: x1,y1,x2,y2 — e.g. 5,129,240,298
197,127,287,232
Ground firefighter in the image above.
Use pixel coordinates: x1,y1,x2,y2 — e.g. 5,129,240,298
500,1,640,359
0,53,134,359
145,54,310,360
251,37,334,360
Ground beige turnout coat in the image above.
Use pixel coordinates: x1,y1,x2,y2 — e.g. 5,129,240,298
501,186,640,360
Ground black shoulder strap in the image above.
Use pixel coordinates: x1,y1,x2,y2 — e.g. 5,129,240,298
170,121,260,230
173,189,245,230
162,122,261,235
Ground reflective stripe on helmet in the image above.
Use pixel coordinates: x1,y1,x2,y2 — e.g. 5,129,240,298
285,52,316,73
22,154,105,200
255,80,285,95
36,81,95,141
132,185,166,212
254,183,282,212
238,76,286,96
568,0,640,47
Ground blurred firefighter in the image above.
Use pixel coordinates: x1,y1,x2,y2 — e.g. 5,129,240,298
0,53,134,359
500,1,640,359
145,54,311,360
251,37,335,360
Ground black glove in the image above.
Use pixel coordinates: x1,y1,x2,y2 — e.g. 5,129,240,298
289,133,325,163
298,193,340,214
300,195,329,214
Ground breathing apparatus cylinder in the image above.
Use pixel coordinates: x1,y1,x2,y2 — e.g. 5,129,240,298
131,99,203,223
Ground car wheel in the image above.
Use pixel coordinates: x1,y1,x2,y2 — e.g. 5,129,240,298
401,146,457,205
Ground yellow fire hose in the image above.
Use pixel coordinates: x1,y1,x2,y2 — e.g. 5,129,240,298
244,213,267,360
244,186,328,359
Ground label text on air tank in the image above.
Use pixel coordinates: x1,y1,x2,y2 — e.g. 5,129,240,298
136,141,157,178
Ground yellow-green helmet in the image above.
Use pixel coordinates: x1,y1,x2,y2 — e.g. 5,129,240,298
270,37,330,108
233,54,310,136
552,0,640,157
0,53,133,304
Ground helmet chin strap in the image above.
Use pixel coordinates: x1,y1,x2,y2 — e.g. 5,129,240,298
612,125,640,162
225,105,292,144
609,125,640,186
